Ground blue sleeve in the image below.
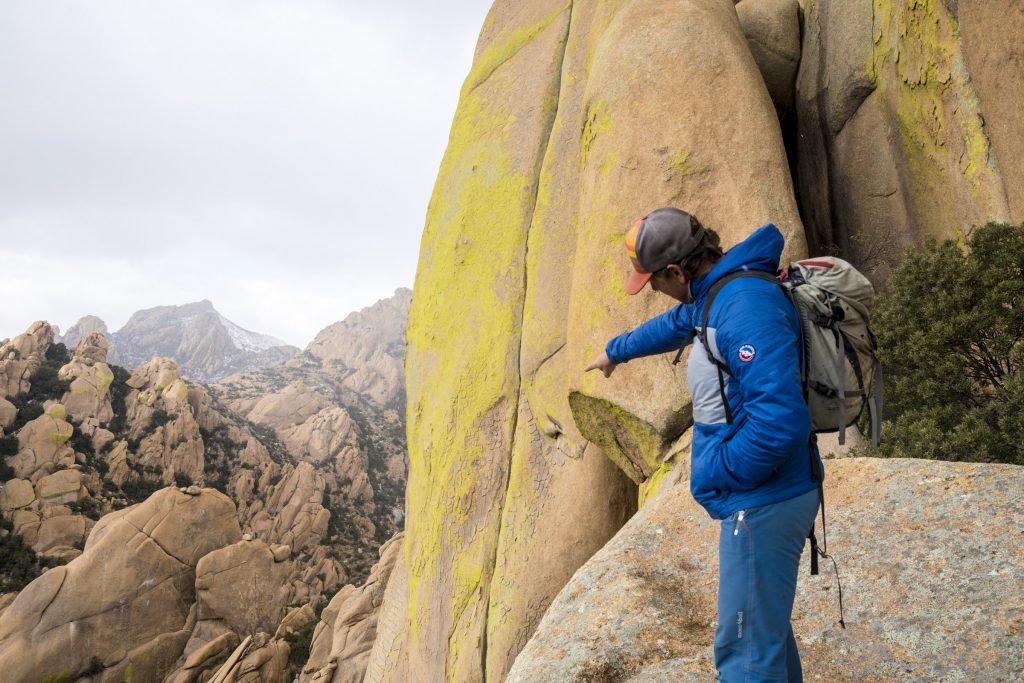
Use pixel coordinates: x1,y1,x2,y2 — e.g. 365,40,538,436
605,303,696,364
707,285,810,491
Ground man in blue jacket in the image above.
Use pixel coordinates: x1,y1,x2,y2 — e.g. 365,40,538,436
586,207,822,683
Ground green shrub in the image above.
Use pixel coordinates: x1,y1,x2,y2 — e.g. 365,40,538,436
24,359,70,403
173,472,194,488
0,435,18,456
68,427,94,457
873,222,1024,464
82,657,106,676
9,399,43,432
68,497,103,521
45,343,70,364
121,477,163,504
104,365,132,435
285,618,318,671
150,408,174,429
0,531,46,592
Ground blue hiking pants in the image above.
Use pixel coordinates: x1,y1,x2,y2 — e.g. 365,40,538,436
715,488,820,683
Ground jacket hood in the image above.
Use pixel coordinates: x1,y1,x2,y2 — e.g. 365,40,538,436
689,223,784,302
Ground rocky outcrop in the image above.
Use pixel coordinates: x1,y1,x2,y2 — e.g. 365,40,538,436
796,0,1023,281
507,457,1024,681
59,315,108,352
194,538,292,640
121,357,206,486
0,397,16,430
305,288,411,409
58,332,115,423
0,321,55,398
211,290,411,585
301,532,404,683
204,632,292,683
9,405,74,480
0,487,242,683
0,301,409,680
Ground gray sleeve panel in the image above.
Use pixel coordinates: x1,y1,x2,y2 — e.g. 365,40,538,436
689,326,729,425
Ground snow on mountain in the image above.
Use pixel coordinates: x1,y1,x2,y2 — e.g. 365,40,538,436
217,313,290,353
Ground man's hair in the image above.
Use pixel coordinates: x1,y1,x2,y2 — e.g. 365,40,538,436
677,216,723,279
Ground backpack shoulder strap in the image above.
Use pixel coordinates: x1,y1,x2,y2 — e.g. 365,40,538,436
700,269,781,335
695,269,782,424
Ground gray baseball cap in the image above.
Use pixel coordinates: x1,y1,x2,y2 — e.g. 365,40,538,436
624,207,705,294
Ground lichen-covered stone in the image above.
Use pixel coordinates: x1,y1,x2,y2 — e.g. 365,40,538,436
58,332,115,423
0,479,35,512
796,0,1020,282
397,2,575,681
11,413,74,480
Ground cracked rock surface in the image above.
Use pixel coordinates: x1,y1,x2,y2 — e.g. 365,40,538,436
0,486,241,683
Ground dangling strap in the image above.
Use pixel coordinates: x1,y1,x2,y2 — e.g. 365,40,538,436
808,525,820,575
716,363,734,425
832,326,846,445
809,480,847,629
868,357,883,448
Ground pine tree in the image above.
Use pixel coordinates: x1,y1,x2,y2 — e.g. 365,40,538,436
873,222,1024,464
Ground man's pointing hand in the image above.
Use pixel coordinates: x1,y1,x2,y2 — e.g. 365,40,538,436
585,352,618,378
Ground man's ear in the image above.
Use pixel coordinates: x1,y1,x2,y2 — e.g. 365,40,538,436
664,263,685,280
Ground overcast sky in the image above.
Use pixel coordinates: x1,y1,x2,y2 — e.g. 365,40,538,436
0,0,490,347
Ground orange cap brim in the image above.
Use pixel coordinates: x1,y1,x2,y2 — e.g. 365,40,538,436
625,269,653,295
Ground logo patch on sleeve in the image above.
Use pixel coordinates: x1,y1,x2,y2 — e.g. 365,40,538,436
738,344,756,362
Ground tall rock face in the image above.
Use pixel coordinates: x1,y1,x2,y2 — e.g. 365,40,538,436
797,0,1024,281
370,0,1024,681
62,302,300,382
382,1,803,681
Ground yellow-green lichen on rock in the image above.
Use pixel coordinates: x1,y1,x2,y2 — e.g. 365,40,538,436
482,3,638,679
869,0,1009,237
568,392,668,484
797,0,1016,270
396,2,573,681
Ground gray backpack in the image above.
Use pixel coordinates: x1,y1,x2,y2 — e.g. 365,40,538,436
694,257,883,448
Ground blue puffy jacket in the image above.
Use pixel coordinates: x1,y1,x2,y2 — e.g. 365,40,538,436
606,224,822,519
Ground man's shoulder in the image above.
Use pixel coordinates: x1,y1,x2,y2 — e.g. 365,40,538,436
709,273,794,335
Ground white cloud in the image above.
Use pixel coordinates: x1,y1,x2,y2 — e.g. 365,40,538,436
0,0,490,346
